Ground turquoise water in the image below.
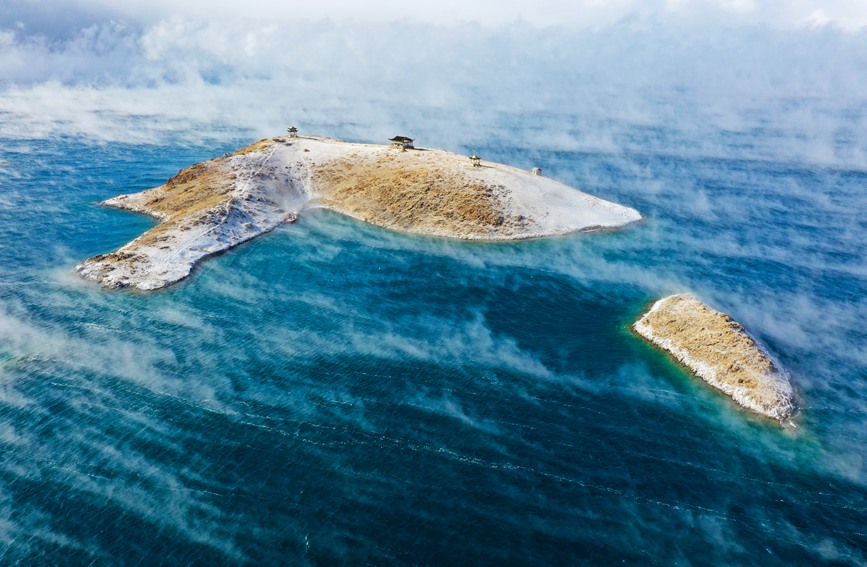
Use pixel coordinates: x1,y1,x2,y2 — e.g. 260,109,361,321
0,134,864,564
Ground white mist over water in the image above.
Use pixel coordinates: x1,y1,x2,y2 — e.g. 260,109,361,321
1,4,866,171
0,2,866,564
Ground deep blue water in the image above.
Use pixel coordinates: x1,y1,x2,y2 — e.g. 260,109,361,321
0,132,865,565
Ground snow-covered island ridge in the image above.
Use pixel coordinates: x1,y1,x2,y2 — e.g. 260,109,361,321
77,135,642,291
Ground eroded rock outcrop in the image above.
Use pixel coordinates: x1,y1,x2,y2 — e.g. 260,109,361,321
634,294,796,421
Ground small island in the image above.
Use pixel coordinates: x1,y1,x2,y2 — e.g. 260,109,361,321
633,294,797,422
76,135,642,291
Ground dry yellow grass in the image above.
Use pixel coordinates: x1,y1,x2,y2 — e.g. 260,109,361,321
634,294,796,420
230,138,280,156
313,150,526,239
109,156,238,243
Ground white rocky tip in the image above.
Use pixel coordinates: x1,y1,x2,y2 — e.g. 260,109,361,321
76,135,642,291
633,294,797,422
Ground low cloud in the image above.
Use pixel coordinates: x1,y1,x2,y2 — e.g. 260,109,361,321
1,16,865,175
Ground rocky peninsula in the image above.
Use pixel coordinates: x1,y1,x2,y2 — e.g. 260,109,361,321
633,294,796,421
76,136,641,291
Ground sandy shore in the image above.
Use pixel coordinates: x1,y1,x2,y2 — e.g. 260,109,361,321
634,294,796,422
76,136,641,290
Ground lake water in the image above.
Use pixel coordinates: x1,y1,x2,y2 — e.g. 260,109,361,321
0,123,864,564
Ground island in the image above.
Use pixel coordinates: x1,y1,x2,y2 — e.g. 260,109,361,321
633,294,797,422
76,135,642,291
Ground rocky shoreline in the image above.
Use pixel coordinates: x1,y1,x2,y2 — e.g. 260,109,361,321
634,294,797,421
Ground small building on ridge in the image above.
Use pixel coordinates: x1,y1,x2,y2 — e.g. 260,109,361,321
389,136,415,150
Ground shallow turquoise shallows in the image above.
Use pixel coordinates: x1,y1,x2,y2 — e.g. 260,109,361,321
0,134,864,565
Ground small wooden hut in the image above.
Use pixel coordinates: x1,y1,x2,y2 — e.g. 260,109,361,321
389,135,414,150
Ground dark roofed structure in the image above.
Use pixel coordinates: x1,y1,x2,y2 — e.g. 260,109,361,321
389,135,414,150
